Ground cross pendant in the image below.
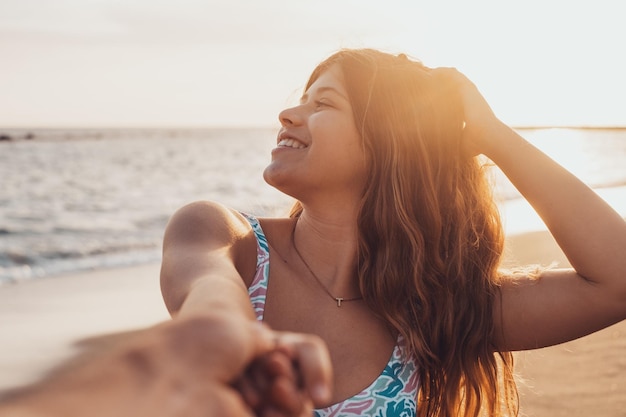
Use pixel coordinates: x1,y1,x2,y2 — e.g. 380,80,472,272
336,297,344,307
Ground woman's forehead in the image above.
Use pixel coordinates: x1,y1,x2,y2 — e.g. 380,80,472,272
303,64,348,97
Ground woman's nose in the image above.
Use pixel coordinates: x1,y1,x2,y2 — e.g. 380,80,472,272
278,106,303,126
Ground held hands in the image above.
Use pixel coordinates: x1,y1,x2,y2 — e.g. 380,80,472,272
157,315,333,417
0,315,332,417
235,331,333,417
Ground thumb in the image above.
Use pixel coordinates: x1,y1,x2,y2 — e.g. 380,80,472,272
245,321,276,359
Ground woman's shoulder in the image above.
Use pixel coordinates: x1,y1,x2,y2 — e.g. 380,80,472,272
170,200,241,220
164,200,253,246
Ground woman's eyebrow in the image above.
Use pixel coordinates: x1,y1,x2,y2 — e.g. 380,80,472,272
300,86,349,104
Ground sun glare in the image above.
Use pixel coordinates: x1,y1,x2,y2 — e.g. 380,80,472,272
0,1,624,127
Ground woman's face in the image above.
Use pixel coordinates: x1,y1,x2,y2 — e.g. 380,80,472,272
263,64,367,202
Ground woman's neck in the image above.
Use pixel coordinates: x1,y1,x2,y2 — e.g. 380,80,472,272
292,208,360,296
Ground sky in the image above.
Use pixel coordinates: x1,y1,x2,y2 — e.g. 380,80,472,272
1,0,625,128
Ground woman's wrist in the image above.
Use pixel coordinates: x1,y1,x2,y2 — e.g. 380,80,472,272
470,118,524,161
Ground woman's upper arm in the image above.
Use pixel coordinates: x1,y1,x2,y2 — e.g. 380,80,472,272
159,201,256,317
493,268,626,351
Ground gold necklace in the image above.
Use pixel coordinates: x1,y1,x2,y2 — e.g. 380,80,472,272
291,221,362,307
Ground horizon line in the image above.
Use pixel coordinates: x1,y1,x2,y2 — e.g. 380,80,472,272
2,124,626,131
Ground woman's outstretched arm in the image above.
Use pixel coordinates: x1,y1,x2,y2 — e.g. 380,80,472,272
448,69,626,351
160,200,256,320
160,201,332,413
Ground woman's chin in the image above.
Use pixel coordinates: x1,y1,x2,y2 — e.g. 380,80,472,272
263,167,302,200
263,165,288,191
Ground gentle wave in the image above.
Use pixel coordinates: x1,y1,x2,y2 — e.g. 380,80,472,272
1,127,624,284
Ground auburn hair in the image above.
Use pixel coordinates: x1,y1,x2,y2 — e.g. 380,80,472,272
290,49,518,417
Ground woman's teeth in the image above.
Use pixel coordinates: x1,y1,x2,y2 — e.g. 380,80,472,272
278,139,306,149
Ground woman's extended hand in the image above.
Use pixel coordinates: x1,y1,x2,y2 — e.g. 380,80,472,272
185,315,333,417
235,331,334,416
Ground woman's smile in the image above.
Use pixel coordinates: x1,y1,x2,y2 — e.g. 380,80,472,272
277,138,308,149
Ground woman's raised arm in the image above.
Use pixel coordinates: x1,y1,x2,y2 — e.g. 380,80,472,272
447,69,626,351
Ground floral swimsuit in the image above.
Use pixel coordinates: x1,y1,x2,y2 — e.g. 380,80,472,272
243,213,419,417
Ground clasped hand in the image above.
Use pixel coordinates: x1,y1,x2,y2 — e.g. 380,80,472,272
0,315,333,417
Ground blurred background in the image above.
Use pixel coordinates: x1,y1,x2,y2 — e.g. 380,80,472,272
1,0,625,282
1,3,625,416
1,0,625,128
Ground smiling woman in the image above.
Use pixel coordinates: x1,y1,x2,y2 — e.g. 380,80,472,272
159,48,626,417
264,65,367,207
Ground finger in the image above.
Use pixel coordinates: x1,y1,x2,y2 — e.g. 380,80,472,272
264,350,297,381
245,321,277,359
245,350,299,411
268,375,306,415
240,350,304,414
232,374,263,411
274,333,333,406
218,321,277,383
244,355,274,400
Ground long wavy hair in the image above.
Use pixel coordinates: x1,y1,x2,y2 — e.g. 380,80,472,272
290,49,518,417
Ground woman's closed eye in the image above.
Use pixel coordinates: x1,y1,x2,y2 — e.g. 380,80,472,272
314,99,332,110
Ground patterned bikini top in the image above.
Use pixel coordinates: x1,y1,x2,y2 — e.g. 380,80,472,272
242,213,419,417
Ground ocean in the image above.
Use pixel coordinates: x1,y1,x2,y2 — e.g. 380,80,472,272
1,127,625,284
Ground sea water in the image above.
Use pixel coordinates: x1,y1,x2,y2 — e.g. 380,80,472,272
1,127,625,284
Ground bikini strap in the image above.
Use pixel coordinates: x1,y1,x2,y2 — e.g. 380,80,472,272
240,212,270,321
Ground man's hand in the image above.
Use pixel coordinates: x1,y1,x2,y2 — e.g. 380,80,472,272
0,315,332,417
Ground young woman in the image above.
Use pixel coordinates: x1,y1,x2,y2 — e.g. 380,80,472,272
160,49,626,417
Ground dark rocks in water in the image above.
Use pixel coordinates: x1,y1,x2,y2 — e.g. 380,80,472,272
0,132,35,141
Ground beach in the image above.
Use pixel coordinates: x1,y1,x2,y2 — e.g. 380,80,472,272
1,228,625,416
0,128,624,415
0,263,169,391
505,230,626,417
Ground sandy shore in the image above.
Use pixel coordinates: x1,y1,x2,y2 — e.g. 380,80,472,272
505,231,626,417
0,264,170,391
0,230,625,416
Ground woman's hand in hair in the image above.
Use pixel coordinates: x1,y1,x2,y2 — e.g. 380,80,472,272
435,67,508,158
